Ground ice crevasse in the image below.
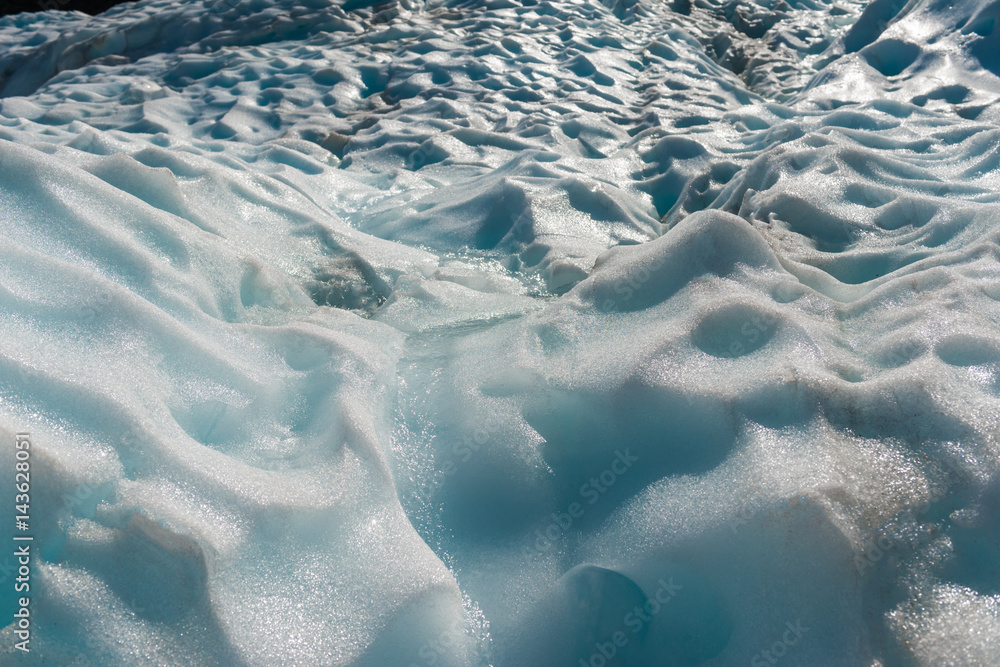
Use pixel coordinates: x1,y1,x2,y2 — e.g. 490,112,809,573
0,0,998,663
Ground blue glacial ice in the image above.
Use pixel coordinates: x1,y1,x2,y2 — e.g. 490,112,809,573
0,0,999,663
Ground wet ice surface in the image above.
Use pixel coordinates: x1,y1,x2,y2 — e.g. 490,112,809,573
0,0,999,664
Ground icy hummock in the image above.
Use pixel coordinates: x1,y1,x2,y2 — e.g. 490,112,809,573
0,0,999,664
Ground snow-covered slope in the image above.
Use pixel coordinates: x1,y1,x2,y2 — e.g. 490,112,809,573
0,0,998,664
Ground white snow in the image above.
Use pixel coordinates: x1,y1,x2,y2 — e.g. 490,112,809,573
0,0,999,663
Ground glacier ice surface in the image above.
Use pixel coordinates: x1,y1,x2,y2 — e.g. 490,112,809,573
0,0,999,663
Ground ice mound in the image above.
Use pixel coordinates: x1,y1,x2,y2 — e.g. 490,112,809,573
1,0,999,664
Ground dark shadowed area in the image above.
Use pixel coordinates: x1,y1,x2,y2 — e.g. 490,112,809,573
1,0,131,18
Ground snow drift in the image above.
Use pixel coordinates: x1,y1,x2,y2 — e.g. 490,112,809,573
0,0,998,664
